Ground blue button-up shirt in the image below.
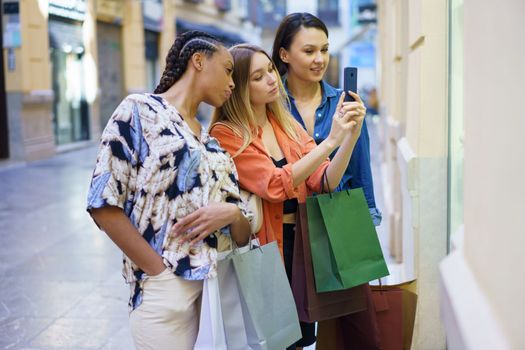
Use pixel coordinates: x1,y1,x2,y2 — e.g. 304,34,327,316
285,80,382,226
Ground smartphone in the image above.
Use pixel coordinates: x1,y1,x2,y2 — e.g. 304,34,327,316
343,67,358,102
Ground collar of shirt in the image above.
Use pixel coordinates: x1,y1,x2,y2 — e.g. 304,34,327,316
149,94,210,143
284,79,339,108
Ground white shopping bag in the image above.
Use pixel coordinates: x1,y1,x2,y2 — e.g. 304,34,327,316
217,244,252,350
194,277,227,350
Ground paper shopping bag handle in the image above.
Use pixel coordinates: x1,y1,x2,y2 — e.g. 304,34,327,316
321,168,334,197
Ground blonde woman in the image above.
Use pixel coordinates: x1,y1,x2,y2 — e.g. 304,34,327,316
209,44,366,350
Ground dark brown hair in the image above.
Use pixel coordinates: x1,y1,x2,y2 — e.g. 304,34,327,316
271,12,329,76
154,30,222,94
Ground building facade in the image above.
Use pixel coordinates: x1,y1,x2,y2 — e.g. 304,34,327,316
2,0,239,161
378,0,525,348
377,0,448,347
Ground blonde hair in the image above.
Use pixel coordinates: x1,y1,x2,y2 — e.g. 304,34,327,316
211,44,299,157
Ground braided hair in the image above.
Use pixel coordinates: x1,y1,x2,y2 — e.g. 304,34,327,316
154,30,222,94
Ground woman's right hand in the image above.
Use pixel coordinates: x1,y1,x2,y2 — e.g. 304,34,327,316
169,202,248,247
326,92,366,147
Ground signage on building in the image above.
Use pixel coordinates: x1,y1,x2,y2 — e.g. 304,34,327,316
142,0,163,32
96,0,124,24
49,0,87,22
2,0,21,48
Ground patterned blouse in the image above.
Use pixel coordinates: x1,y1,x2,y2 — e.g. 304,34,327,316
86,93,250,310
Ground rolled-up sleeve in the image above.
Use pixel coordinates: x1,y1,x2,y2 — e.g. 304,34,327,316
87,98,139,216
210,124,299,202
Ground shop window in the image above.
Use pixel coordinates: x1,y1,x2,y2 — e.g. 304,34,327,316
49,19,90,145
145,30,160,93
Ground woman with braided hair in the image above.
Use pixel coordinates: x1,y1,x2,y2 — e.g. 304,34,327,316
86,30,251,349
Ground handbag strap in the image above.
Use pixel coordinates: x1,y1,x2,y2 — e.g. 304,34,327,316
321,168,333,198
377,278,385,295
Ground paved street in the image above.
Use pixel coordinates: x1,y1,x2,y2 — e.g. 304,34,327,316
0,147,134,349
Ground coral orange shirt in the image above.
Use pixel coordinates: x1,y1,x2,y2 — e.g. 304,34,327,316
210,113,330,254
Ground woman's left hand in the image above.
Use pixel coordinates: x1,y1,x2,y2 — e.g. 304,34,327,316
169,202,240,246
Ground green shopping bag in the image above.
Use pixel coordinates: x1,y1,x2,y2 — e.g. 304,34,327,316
306,186,389,292
306,196,347,292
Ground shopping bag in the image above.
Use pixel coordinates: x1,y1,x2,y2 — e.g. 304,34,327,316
315,318,343,349
194,277,227,350
216,246,250,350
232,241,302,350
317,284,418,350
306,185,389,292
371,284,418,350
291,203,368,322
306,192,344,292
316,285,382,350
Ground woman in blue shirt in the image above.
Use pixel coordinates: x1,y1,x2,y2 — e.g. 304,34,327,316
272,13,382,349
272,13,381,226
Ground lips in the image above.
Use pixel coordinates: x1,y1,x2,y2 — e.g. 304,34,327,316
225,90,232,98
311,67,324,73
269,86,278,95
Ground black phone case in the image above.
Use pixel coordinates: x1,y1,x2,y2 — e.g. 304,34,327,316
344,67,358,102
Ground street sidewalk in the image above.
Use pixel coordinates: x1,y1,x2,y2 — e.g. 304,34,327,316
0,146,134,349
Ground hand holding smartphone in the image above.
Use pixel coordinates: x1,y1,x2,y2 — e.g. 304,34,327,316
343,67,358,102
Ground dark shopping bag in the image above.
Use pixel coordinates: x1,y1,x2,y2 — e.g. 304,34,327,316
306,177,389,292
316,284,381,350
371,284,418,350
291,203,367,322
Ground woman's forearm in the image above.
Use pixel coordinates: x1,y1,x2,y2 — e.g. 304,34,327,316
229,205,251,246
290,138,337,187
91,206,165,276
324,134,359,192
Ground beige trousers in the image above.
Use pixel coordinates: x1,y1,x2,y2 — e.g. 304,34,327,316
129,268,203,350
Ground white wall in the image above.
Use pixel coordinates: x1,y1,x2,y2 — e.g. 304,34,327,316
462,0,525,348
